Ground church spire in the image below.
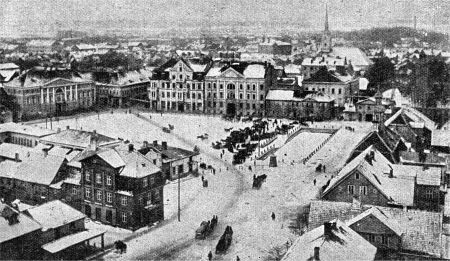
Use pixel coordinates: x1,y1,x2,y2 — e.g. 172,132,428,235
324,3,329,32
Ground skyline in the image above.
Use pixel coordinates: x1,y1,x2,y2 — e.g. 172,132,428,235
1,0,449,38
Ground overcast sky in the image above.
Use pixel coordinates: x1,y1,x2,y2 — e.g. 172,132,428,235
1,0,449,38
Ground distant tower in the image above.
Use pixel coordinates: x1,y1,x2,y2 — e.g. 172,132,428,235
320,3,332,53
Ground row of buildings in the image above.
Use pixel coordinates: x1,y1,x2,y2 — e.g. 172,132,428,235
0,122,199,231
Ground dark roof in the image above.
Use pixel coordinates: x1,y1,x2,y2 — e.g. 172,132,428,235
303,67,341,83
220,62,250,75
141,144,198,162
151,58,211,81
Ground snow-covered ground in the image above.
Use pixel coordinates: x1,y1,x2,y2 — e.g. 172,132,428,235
32,112,374,260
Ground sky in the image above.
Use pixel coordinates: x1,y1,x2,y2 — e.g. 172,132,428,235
0,0,449,38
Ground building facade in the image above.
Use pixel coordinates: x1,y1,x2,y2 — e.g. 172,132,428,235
3,77,96,120
79,145,164,230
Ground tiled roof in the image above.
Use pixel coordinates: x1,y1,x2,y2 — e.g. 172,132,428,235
307,200,443,257
0,202,42,244
26,200,85,230
303,67,343,83
282,219,377,261
323,146,415,206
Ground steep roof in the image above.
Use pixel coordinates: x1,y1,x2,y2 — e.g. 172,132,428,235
346,207,403,236
0,202,42,244
384,107,436,131
26,200,85,230
307,200,443,257
323,146,415,206
303,67,343,83
282,220,376,261
14,153,66,185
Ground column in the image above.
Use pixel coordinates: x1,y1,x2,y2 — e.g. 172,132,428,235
70,86,73,101
52,88,55,103
75,85,78,101
40,89,44,104
46,88,50,104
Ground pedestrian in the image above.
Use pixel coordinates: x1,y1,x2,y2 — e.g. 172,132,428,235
249,166,252,171
220,153,223,159
213,169,216,175
226,167,229,171
201,175,204,182
323,165,326,172
271,212,276,220
236,256,240,261
313,179,316,186
208,251,213,261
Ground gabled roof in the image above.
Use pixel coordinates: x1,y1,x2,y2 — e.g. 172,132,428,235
307,200,443,257
384,107,436,130
26,200,85,230
346,207,403,236
282,220,376,261
0,202,42,244
14,152,66,186
323,146,415,206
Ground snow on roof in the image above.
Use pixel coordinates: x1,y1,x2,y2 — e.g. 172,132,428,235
0,143,34,160
97,149,126,168
282,220,376,261
40,129,119,149
0,202,42,244
331,47,373,67
205,66,222,77
359,77,369,90
284,64,301,75
26,40,56,47
14,153,66,186
384,107,436,130
432,129,450,147
0,122,55,137
265,90,294,101
346,207,403,236
0,160,21,179
117,190,133,197
243,64,265,78
0,63,19,70
305,92,335,103
27,200,85,230
343,102,357,113
323,146,415,206
0,70,18,82
42,229,105,254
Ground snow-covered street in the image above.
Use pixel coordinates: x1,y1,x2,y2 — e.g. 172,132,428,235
32,112,374,260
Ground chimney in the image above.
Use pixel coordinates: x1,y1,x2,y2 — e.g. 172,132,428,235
128,144,134,152
324,221,335,237
143,141,149,148
314,247,320,260
93,130,97,135
389,168,394,178
57,127,61,133
162,141,168,150
43,150,48,158
153,140,158,147
370,150,375,160
14,153,19,162
66,125,70,130
365,153,373,165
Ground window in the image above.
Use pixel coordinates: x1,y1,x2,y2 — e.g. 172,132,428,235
154,189,160,201
150,176,155,185
359,186,367,195
331,88,335,94
106,210,113,223
426,190,433,199
121,196,128,206
240,84,243,90
96,173,102,184
260,84,264,90
106,175,112,186
85,171,91,182
72,188,77,195
252,94,256,100
252,84,256,91
338,88,342,94
355,173,360,180
121,212,127,223
96,190,102,201
348,185,355,195
198,93,202,99
161,92,165,98
220,92,223,99
143,178,148,188
220,84,223,89
106,192,112,203
138,197,143,205
219,102,223,108
85,188,91,199
260,95,264,100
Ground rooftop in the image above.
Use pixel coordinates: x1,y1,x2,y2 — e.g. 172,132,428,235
0,122,55,137
26,200,85,230
0,202,42,244
282,220,376,261
14,152,66,186
40,129,120,150
323,146,416,206
308,200,443,257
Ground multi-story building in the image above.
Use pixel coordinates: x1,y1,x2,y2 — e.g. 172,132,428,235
302,67,359,107
26,40,61,54
0,122,55,147
204,62,271,116
78,144,165,230
3,72,96,120
149,58,211,113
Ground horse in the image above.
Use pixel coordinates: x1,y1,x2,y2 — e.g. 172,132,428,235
114,240,127,254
